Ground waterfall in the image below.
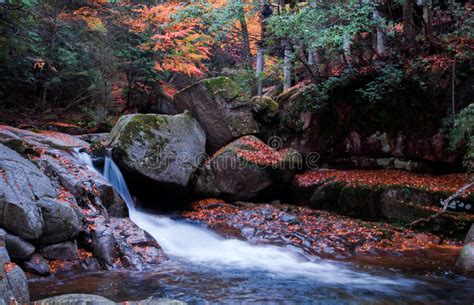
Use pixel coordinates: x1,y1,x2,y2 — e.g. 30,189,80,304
75,149,414,287
103,149,135,210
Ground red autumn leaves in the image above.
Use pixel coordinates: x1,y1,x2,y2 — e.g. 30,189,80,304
235,136,291,166
295,169,474,195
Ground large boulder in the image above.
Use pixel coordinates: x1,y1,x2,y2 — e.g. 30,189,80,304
174,77,259,152
104,113,206,193
195,136,300,200
0,144,54,240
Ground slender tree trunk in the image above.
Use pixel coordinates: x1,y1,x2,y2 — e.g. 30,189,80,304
283,40,292,90
403,0,416,47
373,8,386,55
417,0,433,39
237,0,251,65
343,33,351,66
256,47,265,95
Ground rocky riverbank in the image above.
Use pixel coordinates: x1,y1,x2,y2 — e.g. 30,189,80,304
0,125,165,303
0,105,473,302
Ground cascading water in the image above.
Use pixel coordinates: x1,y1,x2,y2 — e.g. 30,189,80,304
90,150,413,288
29,148,474,303
103,149,135,210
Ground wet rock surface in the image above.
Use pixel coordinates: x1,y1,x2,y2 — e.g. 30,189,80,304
183,199,463,272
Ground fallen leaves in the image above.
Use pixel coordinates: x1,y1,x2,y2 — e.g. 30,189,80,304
295,169,473,195
183,199,462,261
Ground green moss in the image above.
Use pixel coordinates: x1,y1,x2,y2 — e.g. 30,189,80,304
203,76,240,99
117,114,170,148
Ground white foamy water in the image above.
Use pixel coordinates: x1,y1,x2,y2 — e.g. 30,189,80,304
80,152,415,288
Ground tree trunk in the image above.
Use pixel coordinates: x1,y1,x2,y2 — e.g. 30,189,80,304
237,0,251,65
256,47,265,95
283,40,292,90
373,8,386,55
403,0,416,47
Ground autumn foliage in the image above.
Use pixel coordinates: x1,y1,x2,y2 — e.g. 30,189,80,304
130,3,212,77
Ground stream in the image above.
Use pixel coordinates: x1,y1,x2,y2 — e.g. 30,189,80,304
29,152,474,304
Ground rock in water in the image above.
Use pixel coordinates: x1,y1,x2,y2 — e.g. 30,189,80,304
104,113,206,193
195,135,300,200
174,77,259,152
456,224,474,275
36,294,115,305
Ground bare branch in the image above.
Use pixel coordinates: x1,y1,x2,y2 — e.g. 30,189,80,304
409,179,474,229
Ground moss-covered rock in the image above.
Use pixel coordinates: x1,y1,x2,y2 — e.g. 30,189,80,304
251,96,279,123
194,135,300,200
104,112,206,193
174,77,259,152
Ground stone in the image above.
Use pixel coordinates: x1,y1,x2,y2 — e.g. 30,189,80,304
456,242,474,275
104,113,206,193
0,144,55,240
4,231,35,260
251,96,279,123
22,253,51,276
77,133,109,143
174,77,259,152
37,198,81,245
91,223,119,269
195,135,300,201
36,294,115,305
40,241,79,261
5,264,30,303
130,297,187,305
310,181,345,210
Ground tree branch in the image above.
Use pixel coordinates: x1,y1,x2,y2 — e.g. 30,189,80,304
409,179,474,229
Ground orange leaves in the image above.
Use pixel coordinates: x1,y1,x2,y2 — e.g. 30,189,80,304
235,136,289,166
130,3,212,77
4,262,16,273
295,169,474,195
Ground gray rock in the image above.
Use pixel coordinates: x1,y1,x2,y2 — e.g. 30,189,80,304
104,113,206,192
4,231,35,260
37,198,81,245
21,253,50,276
195,136,299,200
36,294,115,305
40,241,78,260
0,239,30,304
0,144,54,240
77,133,109,143
91,223,119,269
174,77,259,152
5,264,30,303
130,297,187,305
456,242,474,275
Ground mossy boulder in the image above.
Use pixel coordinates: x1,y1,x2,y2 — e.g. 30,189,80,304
194,135,301,201
174,77,259,152
251,96,279,123
104,112,206,193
